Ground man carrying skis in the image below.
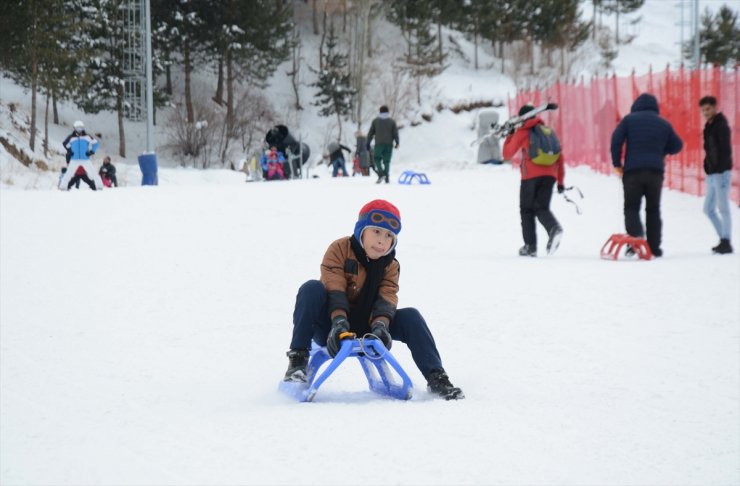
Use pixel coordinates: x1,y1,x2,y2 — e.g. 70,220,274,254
503,104,565,257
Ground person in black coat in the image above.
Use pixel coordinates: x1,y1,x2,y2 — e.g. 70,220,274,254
611,93,683,257
99,156,118,187
699,95,733,254
327,141,351,177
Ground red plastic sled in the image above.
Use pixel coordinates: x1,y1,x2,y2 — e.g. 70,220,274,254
600,233,653,260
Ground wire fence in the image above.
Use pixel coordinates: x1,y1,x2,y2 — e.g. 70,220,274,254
509,65,740,204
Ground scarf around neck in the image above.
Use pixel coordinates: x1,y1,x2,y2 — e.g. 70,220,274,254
348,235,395,335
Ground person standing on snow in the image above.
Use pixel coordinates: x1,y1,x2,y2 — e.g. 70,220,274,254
503,104,566,257
366,105,399,184
610,93,683,257
326,141,351,177
699,95,733,255
60,120,105,191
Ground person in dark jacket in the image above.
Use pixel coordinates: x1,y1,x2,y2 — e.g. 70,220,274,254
699,95,733,254
366,105,399,184
327,141,351,177
282,199,464,400
611,93,683,257
503,104,566,257
99,156,118,187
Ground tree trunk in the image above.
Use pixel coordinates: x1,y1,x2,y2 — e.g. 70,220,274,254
43,90,49,157
592,1,597,40
165,64,172,95
214,55,224,105
30,58,38,152
116,85,126,157
342,0,347,33
560,46,566,76
366,6,373,58
437,18,443,64
615,7,620,45
319,9,327,69
336,107,342,140
500,41,505,74
290,27,302,111
226,49,234,134
474,26,479,70
312,0,319,35
52,88,59,124
184,43,194,124
530,39,535,74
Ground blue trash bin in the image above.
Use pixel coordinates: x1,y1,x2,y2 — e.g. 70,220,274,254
138,153,158,186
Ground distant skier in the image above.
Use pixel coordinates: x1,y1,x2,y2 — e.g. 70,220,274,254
699,95,733,254
611,93,683,257
366,105,399,184
503,104,565,257
282,199,464,400
59,120,104,191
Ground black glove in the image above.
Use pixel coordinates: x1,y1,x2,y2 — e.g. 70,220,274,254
369,320,392,351
86,150,93,157
326,316,350,358
365,143,371,152
557,185,565,194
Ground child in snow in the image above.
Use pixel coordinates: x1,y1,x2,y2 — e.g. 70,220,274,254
261,146,286,181
99,156,118,187
282,199,464,400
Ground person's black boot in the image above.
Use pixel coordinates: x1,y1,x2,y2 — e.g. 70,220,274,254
546,226,563,255
714,238,733,254
384,175,389,184
283,349,309,383
518,244,537,257
376,174,384,184
427,369,464,400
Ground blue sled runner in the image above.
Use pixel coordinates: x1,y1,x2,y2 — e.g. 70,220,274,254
278,338,414,402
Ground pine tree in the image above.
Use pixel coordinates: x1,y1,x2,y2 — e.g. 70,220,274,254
684,6,740,68
601,0,644,45
311,21,356,140
0,0,83,152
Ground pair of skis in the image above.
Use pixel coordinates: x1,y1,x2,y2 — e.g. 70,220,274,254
471,102,559,146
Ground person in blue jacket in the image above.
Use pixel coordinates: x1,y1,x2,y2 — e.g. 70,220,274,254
610,93,683,257
60,120,105,191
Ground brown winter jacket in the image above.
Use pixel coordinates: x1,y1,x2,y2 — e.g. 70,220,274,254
320,236,400,327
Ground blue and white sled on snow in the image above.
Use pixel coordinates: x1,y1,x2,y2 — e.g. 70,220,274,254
278,338,413,402
397,170,431,185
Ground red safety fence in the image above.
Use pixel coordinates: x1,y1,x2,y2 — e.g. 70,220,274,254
509,65,740,204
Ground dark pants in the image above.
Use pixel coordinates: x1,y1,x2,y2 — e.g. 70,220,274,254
623,169,663,253
520,176,561,247
289,280,444,379
68,173,96,190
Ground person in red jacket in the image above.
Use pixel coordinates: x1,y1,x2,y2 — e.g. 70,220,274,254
503,104,565,257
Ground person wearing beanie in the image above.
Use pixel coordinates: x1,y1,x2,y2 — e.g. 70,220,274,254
282,199,464,400
503,103,566,257
366,105,400,184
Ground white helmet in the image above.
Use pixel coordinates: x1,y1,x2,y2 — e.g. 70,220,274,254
73,120,84,130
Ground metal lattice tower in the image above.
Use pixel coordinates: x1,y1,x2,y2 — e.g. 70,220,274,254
122,0,146,121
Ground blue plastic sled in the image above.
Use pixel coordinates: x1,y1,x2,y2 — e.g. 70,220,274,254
397,170,431,185
278,338,414,402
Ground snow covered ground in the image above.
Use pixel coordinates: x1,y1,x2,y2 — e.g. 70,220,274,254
1,163,739,485
2,2,739,484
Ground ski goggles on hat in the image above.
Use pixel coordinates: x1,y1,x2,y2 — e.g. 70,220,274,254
369,211,400,230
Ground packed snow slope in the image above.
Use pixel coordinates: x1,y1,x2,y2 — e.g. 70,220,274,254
1,163,739,485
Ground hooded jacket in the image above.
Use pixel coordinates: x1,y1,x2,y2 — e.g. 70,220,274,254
702,112,733,175
62,130,99,162
502,117,565,185
610,93,683,173
320,236,399,327
367,113,399,146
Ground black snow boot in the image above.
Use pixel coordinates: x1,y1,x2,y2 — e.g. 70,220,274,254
546,226,563,255
427,369,464,400
283,349,310,383
518,244,537,257
384,175,389,184
376,174,384,184
713,238,734,254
